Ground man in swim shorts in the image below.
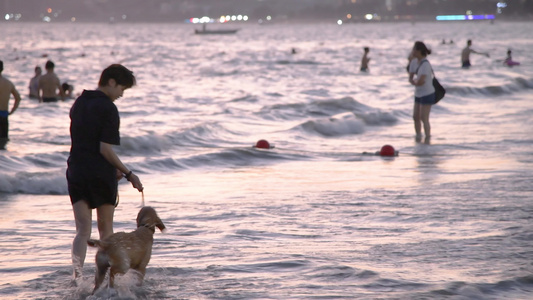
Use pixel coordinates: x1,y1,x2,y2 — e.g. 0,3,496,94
38,60,64,102
461,40,488,68
0,60,22,149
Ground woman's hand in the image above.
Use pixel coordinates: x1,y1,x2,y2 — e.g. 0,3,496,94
127,172,144,192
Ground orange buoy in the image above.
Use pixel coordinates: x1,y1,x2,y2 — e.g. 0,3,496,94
255,139,270,149
379,144,395,156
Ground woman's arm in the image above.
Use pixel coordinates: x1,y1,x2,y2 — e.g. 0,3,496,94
412,74,426,86
100,142,143,191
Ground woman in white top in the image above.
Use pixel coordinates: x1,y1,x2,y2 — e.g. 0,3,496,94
408,41,435,142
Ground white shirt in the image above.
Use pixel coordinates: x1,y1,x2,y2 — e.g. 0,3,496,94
411,58,434,97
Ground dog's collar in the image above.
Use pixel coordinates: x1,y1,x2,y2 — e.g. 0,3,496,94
139,223,156,232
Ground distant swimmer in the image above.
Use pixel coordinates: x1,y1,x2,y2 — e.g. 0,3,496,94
29,66,42,99
62,82,74,98
38,60,64,102
461,39,489,68
0,60,22,149
291,48,298,55
504,49,520,67
360,47,370,72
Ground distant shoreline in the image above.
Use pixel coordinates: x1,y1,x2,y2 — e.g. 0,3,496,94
1,18,532,25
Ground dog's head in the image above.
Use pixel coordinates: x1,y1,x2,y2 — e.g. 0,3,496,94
136,206,166,233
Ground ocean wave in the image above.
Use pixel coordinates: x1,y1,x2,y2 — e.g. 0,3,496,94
298,113,366,137
119,132,173,154
177,147,308,169
295,110,397,137
447,76,533,96
0,170,68,195
119,123,243,155
169,122,245,148
132,146,311,173
425,276,533,299
229,95,259,103
275,59,322,65
0,155,29,173
261,96,395,121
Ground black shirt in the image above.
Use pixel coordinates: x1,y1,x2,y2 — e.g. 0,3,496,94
67,90,120,204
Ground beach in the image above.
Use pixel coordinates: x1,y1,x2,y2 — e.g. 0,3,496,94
0,21,532,299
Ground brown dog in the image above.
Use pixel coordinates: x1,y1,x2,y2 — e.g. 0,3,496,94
87,206,166,293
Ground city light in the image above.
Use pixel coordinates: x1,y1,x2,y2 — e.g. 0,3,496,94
436,14,495,21
4,13,22,21
497,1,507,13
187,15,249,24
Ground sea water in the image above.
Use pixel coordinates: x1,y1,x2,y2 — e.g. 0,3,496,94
0,21,532,299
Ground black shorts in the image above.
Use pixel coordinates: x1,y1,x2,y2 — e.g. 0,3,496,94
43,97,58,103
67,169,118,209
0,116,7,139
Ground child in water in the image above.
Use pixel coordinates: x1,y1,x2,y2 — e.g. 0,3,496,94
504,49,520,66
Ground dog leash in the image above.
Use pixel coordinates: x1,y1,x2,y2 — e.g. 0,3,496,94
114,189,144,208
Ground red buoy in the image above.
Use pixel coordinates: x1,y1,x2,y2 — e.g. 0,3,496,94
379,144,395,156
255,139,270,149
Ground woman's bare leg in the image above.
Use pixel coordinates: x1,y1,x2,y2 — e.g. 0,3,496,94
421,104,432,138
96,204,115,240
413,102,422,137
72,200,92,279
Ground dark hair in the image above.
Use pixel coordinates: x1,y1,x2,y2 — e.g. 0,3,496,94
0,60,3,73
98,64,136,88
62,82,70,91
35,66,42,72
467,39,472,45
45,60,55,70
364,47,369,52
413,41,431,56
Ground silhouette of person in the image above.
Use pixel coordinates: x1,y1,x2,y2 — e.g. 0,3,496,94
461,40,489,68
29,66,42,99
0,60,22,149
360,47,371,72
38,60,64,102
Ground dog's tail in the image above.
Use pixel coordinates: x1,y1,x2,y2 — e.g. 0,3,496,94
87,239,104,249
